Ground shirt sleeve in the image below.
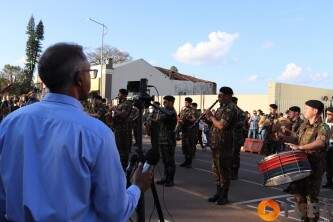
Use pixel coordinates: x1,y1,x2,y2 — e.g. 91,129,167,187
316,124,330,145
91,130,141,222
0,121,7,219
220,106,235,128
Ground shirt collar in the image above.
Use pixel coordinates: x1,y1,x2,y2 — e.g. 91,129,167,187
42,93,84,110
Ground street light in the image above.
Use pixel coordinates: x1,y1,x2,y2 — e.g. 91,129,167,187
88,18,107,68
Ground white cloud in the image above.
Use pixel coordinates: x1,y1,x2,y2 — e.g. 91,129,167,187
248,74,258,82
261,41,275,49
278,63,302,81
309,72,328,82
173,31,239,65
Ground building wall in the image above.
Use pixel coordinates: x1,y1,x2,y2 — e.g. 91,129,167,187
270,82,333,113
157,94,269,114
173,81,216,95
91,59,216,100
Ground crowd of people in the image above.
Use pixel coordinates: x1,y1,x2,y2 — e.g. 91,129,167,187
0,42,332,222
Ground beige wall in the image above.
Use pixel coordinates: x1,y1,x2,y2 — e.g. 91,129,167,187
157,94,269,113
270,82,333,113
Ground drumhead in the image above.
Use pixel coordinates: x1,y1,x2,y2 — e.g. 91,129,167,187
261,150,304,162
265,170,312,187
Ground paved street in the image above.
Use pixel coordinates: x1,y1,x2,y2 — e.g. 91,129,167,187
135,141,333,222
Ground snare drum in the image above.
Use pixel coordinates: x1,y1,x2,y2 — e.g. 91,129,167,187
258,150,312,186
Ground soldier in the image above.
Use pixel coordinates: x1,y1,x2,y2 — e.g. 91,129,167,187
192,103,204,150
111,89,133,170
206,87,237,205
231,96,246,180
323,107,333,189
156,96,177,187
147,101,161,153
178,97,196,168
284,100,330,222
129,105,140,149
90,95,107,124
262,104,279,155
288,106,304,133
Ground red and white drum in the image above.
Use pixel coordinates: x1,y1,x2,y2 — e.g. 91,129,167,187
258,150,312,187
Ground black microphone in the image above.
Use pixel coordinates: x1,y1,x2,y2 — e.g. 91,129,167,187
142,149,159,173
126,153,139,179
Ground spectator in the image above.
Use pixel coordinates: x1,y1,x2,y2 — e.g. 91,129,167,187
248,110,259,138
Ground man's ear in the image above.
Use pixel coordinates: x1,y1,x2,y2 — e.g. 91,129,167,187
74,72,82,87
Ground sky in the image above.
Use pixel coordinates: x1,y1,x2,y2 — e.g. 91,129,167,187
1,0,333,93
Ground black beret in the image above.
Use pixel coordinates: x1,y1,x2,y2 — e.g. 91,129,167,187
289,106,301,113
219,86,234,95
163,95,175,102
327,107,333,113
119,88,128,95
269,104,278,110
185,97,193,103
305,100,324,114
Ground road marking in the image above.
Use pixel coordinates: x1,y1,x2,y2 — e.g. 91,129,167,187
233,194,292,205
173,186,209,199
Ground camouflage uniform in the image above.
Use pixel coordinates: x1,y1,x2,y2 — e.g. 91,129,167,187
325,123,333,187
210,101,237,202
111,99,133,170
179,106,196,166
129,106,140,149
147,107,160,153
232,106,246,178
158,107,177,184
292,117,304,133
193,109,203,152
262,113,279,155
286,118,330,222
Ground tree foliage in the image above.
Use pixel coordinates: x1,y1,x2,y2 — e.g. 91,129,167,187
24,16,44,92
0,64,26,95
87,45,132,65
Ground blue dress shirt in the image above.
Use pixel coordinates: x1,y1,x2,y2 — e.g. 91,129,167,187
0,93,141,222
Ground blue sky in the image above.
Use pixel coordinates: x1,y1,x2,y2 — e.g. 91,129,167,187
1,0,333,93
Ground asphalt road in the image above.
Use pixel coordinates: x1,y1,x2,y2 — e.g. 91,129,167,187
132,140,333,222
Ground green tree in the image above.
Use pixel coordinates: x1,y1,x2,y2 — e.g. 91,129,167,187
0,64,26,95
24,16,44,91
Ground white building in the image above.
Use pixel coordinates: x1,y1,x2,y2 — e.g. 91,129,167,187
90,59,216,100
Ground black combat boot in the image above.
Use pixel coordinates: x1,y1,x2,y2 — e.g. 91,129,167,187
231,169,238,180
217,187,229,205
165,169,175,187
322,180,333,189
185,158,192,168
208,186,221,203
156,178,166,185
179,158,189,167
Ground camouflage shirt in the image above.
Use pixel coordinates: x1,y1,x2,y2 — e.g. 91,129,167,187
179,106,196,130
158,107,177,145
291,117,304,133
111,99,133,131
297,118,330,151
233,105,246,146
211,101,237,147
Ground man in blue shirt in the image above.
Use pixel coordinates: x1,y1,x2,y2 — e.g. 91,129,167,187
0,43,152,222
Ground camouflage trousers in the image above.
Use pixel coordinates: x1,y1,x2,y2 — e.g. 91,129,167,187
114,129,131,170
287,154,324,221
211,147,232,189
182,131,196,161
160,144,176,181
